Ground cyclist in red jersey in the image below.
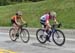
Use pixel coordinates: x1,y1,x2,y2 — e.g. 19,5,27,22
11,11,26,33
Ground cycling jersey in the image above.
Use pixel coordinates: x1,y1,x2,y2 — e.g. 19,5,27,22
11,15,21,25
40,14,51,25
11,15,21,21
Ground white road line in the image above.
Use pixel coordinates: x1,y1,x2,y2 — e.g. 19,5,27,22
0,32,75,41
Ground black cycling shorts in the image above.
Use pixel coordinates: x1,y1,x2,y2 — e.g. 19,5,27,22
11,19,18,25
40,20,46,28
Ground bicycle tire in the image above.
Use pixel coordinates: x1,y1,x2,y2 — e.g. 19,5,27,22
52,29,65,46
20,29,30,43
9,28,18,41
36,29,47,44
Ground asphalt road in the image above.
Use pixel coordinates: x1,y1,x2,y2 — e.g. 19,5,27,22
0,27,75,53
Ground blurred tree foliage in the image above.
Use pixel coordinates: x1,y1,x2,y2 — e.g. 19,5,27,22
0,0,44,6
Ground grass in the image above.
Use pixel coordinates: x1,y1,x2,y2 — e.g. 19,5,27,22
0,0,75,29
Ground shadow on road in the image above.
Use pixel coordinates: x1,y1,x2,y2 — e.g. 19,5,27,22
4,40,21,43
31,42,62,50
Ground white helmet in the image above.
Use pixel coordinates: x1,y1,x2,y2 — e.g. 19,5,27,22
50,11,56,17
16,11,22,16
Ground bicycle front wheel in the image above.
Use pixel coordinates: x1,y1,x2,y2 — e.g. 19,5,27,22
52,30,65,46
20,29,30,43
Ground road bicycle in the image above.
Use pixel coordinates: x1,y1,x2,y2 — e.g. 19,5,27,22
36,23,65,46
9,24,30,43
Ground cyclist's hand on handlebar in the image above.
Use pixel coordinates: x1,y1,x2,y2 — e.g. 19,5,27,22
23,21,26,24
23,21,27,25
56,22,59,25
58,23,62,28
54,22,62,28
24,22,28,27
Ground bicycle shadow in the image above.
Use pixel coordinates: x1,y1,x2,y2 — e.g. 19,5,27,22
31,42,62,50
4,40,21,43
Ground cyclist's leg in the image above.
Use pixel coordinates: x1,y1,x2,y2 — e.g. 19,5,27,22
14,22,20,37
12,23,20,37
11,20,17,37
40,20,48,35
45,21,52,33
45,23,51,42
13,24,18,32
11,19,19,36
40,20,51,42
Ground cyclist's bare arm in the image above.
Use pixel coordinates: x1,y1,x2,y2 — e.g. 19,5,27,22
21,17,26,24
14,17,20,25
46,20,51,28
53,18,58,24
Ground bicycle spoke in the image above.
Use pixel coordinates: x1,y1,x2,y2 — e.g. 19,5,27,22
36,29,47,44
9,28,18,41
52,30,65,46
20,29,30,43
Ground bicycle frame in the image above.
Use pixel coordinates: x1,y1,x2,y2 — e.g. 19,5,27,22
17,24,27,34
36,23,65,46
47,24,61,39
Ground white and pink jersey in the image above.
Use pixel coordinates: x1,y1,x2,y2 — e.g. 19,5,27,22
40,14,51,21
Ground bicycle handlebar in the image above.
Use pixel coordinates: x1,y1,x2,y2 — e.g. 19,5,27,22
24,23,28,27
20,23,28,28
51,23,62,29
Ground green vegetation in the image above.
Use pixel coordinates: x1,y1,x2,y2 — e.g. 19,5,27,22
0,0,44,6
0,0,75,28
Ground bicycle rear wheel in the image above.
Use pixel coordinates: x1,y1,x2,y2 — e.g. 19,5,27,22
52,29,65,46
36,29,47,44
20,29,30,43
9,28,18,41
